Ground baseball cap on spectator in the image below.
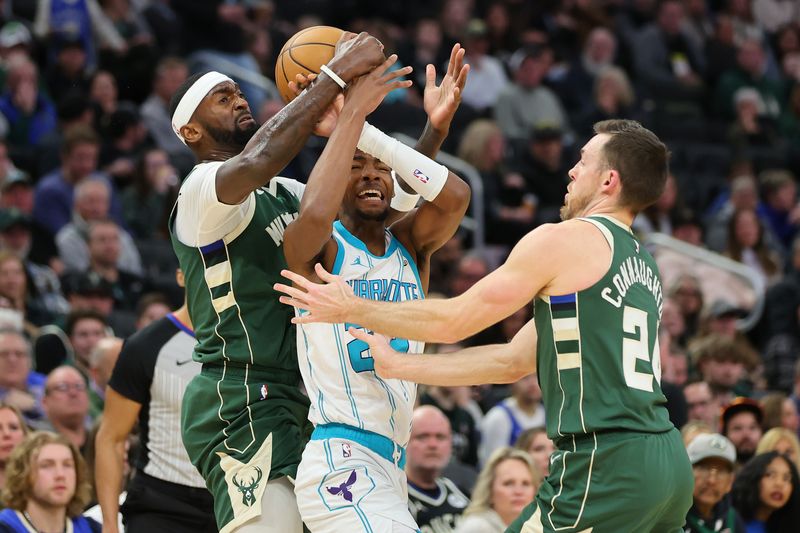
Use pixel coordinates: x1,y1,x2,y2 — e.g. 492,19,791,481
733,87,763,109
686,433,736,467
62,271,113,298
465,19,488,39
531,123,563,142
0,208,31,231
720,397,763,433
1,169,31,192
0,22,31,49
705,299,747,320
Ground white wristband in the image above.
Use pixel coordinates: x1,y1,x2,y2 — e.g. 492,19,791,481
357,122,449,201
319,64,346,89
390,171,420,211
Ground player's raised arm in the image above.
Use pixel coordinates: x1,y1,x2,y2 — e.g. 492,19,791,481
283,56,413,276
178,32,384,205
352,317,538,385
276,222,568,343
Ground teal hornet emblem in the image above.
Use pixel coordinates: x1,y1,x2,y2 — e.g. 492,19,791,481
232,466,263,506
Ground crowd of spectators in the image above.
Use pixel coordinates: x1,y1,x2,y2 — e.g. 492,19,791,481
0,0,799,531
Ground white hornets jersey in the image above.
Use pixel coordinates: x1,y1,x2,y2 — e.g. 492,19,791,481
297,221,425,447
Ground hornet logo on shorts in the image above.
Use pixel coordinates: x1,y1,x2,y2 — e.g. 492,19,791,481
413,168,430,184
232,466,263,507
326,470,357,502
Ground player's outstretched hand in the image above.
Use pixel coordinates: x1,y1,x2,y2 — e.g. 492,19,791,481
275,263,356,324
343,54,412,118
424,43,469,131
348,328,400,379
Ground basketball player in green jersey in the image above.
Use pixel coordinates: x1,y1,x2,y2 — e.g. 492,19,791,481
167,33,385,533
276,119,694,532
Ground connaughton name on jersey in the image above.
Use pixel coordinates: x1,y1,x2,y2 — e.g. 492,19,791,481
600,254,664,315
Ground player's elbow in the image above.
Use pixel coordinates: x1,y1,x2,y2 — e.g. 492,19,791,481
449,174,471,212
505,348,536,382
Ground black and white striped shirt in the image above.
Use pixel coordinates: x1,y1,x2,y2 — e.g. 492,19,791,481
108,314,205,487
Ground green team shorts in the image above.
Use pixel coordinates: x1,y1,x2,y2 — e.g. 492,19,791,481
507,428,693,533
181,364,312,533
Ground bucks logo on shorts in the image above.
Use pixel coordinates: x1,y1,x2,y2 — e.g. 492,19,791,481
233,466,263,507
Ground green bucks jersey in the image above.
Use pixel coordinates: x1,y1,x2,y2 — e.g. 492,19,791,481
169,167,301,370
534,215,673,439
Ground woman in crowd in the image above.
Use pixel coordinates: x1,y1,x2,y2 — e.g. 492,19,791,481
455,447,539,533
756,428,800,470
0,404,27,498
0,251,54,330
514,427,555,478
732,451,800,533
760,394,800,434
121,147,178,240
724,208,783,286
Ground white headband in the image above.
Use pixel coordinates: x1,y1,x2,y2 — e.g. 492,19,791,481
171,71,234,145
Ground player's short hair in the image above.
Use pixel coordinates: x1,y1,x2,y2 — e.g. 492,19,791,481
169,72,207,120
593,119,669,213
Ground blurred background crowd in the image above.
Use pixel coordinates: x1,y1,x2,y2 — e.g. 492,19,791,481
1,0,800,531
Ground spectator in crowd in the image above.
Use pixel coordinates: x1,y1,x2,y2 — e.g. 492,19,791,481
419,385,480,468
662,340,690,387
670,207,706,247
478,373,544,466
0,403,27,494
64,308,108,377
0,329,45,426
717,38,784,120
41,366,91,451
732,451,800,532
634,173,678,236
660,297,688,347
554,27,618,117
756,427,800,469
513,427,554,478
458,19,509,113
494,44,569,142
633,0,705,105
692,334,758,408
35,93,96,178
698,300,748,340
760,169,799,251
705,174,770,253
0,431,100,532
575,65,637,140
456,119,534,245
509,124,571,224
448,253,489,298
706,15,740,86
56,179,142,276
670,274,705,340
761,392,800,433
89,70,121,132
0,206,68,319
81,220,145,311
139,57,193,173
32,126,124,236
133,292,170,331
43,34,91,103
722,397,765,467
455,447,538,533
0,55,57,149
724,207,783,285
99,105,149,187
684,380,721,429
684,433,746,533
0,250,60,329
121,147,178,240
86,337,121,420
727,87,781,151
61,271,135,339
406,405,471,533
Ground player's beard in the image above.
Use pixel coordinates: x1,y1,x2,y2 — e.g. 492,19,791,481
206,120,259,151
560,189,591,221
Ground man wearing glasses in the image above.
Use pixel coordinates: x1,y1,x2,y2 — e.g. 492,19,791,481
41,366,91,452
685,433,746,533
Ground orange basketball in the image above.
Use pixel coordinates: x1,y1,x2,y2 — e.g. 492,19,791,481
275,25,344,103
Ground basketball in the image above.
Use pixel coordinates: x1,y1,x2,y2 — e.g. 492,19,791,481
275,25,344,103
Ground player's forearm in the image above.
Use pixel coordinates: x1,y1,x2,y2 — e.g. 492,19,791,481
94,428,125,529
414,119,448,159
346,294,478,344
386,343,531,385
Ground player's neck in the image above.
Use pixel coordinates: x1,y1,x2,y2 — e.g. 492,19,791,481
172,303,193,330
341,215,386,256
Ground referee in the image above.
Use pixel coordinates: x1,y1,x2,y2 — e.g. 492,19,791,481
94,272,216,532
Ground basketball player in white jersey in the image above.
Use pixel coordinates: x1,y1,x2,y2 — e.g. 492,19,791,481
282,46,470,532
